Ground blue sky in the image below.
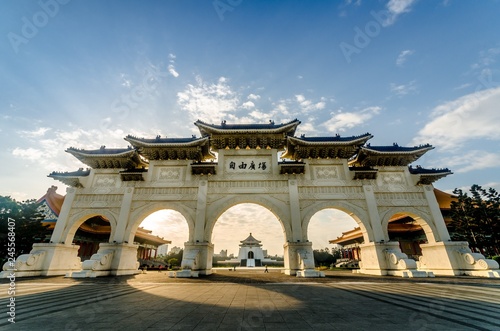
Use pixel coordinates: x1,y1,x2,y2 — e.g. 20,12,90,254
1,0,500,255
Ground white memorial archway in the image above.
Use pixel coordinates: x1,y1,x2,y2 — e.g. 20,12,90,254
3,119,499,278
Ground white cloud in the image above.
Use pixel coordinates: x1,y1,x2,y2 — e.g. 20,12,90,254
168,64,179,78
443,150,500,173
177,76,239,123
384,0,417,26
413,87,500,150
390,80,418,96
12,147,46,161
241,101,255,109
396,49,414,66
322,106,381,133
12,127,131,172
247,93,260,100
18,127,51,138
167,53,180,78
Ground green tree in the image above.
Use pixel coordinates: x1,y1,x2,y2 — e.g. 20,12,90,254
163,249,183,267
167,258,179,267
450,185,500,256
313,248,336,267
0,196,49,266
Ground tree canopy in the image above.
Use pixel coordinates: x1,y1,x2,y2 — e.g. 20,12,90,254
0,196,49,266
450,185,500,256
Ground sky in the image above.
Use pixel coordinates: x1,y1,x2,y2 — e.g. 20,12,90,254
1,0,500,256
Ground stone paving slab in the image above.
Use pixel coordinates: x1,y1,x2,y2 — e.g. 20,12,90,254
0,269,499,330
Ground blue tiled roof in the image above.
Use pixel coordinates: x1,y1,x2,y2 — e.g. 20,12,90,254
125,135,201,143
195,119,300,130
66,146,135,155
363,143,432,152
298,133,372,142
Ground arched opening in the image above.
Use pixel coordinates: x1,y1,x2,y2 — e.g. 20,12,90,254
308,208,361,269
72,215,112,261
135,209,189,270
384,212,430,261
211,203,285,268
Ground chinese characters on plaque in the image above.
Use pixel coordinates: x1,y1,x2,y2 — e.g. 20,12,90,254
226,157,271,173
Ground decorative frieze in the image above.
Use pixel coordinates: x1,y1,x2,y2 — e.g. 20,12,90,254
375,192,427,207
208,180,288,194
313,166,340,179
157,167,183,181
93,175,119,187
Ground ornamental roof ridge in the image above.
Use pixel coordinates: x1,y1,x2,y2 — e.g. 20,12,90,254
124,134,209,146
289,132,373,144
194,118,301,135
66,146,136,156
361,143,434,153
48,168,91,177
408,165,453,174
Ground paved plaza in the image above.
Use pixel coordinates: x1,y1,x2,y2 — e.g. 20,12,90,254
1,269,499,331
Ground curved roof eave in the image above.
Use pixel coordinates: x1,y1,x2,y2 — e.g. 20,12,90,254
194,119,301,135
124,135,210,148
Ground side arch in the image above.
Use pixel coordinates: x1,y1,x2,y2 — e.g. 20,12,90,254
379,207,439,243
125,202,196,244
205,195,292,243
60,209,119,245
301,201,373,244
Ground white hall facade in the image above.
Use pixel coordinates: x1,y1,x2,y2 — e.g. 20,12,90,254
3,119,499,278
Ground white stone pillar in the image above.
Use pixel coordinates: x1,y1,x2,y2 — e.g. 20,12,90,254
179,242,214,277
362,185,385,242
422,185,451,242
283,242,316,276
112,187,135,243
288,179,303,241
194,179,208,242
50,187,77,243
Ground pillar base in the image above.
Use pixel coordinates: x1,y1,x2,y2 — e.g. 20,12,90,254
1,243,81,278
70,243,140,278
284,242,322,277
419,241,500,278
358,242,432,278
181,242,214,276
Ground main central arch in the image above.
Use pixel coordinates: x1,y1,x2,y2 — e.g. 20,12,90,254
6,119,499,278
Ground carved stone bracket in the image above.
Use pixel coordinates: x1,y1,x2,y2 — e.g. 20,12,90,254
72,249,115,278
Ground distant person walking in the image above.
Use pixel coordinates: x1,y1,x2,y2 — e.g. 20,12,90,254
264,265,268,273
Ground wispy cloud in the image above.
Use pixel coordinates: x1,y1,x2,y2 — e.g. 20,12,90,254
322,106,381,133
18,127,51,138
442,150,500,173
390,80,418,96
384,0,417,26
177,76,239,123
396,49,414,66
412,86,500,150
12,127,131,172
168,53,179,78
471,47,500,70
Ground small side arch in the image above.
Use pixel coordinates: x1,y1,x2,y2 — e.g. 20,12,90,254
379,207,439,243
205,195,292,243
125,202,196,244
301,201,372,244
